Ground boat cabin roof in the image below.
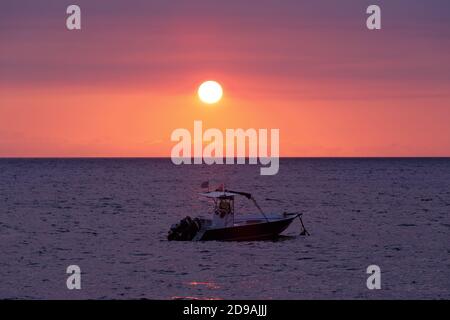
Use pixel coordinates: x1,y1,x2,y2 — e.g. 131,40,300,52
199,189,253,200
199,191,237,199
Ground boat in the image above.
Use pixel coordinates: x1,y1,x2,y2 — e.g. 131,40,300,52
167,188,309,241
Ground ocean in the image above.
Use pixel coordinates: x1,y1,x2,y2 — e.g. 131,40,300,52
0,158,449,299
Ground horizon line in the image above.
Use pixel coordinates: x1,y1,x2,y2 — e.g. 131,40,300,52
1,156,450,159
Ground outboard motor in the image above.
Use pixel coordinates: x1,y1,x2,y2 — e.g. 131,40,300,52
167,216,202,241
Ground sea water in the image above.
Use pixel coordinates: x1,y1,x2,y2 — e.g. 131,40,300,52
0,158,449,299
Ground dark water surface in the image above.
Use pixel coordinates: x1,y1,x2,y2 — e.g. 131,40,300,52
0,158,449,299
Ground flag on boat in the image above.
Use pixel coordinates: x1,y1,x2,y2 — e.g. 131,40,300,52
200,181,209,189
216,183,225,191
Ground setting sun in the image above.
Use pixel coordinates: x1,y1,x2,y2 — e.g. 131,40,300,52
198,81,223,104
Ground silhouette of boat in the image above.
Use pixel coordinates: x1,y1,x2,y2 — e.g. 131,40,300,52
168,189,308,241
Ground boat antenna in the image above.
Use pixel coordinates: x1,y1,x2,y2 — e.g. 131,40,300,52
250,196,270,222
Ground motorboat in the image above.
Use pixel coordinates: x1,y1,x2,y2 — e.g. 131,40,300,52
167,188,308,241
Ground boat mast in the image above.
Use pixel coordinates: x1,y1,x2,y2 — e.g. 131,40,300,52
250,197,269,222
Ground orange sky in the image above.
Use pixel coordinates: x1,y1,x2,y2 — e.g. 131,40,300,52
1,0,449,157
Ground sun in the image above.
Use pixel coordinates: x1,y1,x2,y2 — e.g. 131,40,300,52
198,80,223,104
